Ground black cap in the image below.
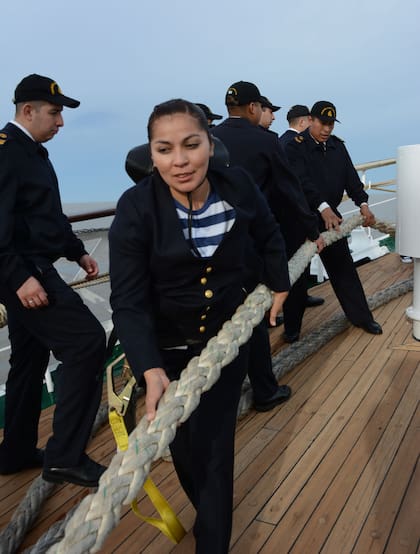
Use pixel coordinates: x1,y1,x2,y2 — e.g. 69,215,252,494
310,101,340,123
286,104,310,122
195,103,223,122
225,81,263,106
260,96,281,112
13,74,80,108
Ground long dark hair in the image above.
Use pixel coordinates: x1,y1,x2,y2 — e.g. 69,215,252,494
147,99,212,142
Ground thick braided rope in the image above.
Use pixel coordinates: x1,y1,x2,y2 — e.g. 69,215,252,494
0,478,56,554
46,214,369,554
0,303,6,328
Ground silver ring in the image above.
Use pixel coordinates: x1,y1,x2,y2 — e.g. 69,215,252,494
29,300,34,304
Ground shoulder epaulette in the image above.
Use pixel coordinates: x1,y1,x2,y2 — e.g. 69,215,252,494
0,132,7,146
332,134,344,143
294,135,305,144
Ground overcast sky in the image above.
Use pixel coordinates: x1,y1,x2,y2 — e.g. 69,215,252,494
1,0,418,203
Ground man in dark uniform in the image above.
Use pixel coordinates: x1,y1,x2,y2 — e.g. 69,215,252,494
278,104,325,322
0,74,106,486
212,81,324,411
285,100,382,336
278,104,311,151
195,103,223,128
259,95,281,132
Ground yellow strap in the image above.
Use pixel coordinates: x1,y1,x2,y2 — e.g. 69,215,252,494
108,408,186,544
132,478,186,544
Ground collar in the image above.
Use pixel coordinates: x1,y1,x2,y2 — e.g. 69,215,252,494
10,120,35,141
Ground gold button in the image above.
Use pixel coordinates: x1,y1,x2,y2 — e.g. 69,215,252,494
205,266,213,273
200,277,207,285
204,290,213,299
206,306,211,311
200,314,207,320
199,326,206,333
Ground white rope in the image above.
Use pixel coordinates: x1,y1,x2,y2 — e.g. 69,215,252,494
47,215,367,553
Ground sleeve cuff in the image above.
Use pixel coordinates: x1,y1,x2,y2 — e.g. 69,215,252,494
318,201,330,212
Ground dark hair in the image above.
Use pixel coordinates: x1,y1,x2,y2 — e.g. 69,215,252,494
147,98,212,142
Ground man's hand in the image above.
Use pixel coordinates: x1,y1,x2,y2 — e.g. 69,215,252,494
321,207,342,232
143,367,170,422
16,276,49,309
269,291,289,326
360,204,375,227
313,235,325,254
79,254,99,280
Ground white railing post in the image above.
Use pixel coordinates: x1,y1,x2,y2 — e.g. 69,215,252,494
396,144,420,340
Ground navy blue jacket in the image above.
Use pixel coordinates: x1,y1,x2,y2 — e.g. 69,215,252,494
211,117,319,241
109,167,290,379
278,129,298,151
285,128,368,222
0,123,87,291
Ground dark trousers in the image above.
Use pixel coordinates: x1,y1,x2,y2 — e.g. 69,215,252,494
283,237,373,333
320,237,373,326
0,266,106,468
162,343,248,554
247,320,278,402
283,269,308,336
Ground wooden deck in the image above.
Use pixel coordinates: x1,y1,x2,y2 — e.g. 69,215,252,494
0,252,418,553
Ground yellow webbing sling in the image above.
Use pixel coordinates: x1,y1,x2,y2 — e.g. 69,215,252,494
107,354,186,544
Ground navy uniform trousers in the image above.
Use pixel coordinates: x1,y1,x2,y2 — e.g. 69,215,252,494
283,235,373,335
0,266,105,468
162,342,249,554
247,320,279,402
319,237,373,326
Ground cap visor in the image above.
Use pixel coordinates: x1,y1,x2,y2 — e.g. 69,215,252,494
209,114,223,120
60,95,80,108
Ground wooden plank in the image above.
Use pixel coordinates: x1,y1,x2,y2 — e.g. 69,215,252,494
384,458,420,554
259,347,416,553
352,405,419,553
257,334,406,526
230,294,412,546
229,520,275,554
318,358,420,553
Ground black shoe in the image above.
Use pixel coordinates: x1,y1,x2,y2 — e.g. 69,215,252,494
306,295,325,307
282,331,300,343
355,321,383,335
0,448,44,475
254,385,292,412
43,456,107,488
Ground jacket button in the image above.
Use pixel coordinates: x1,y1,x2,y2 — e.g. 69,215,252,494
205,266,213,273
199,326,206,333
200,277,207,285
204,290,213,299
200,314,207,320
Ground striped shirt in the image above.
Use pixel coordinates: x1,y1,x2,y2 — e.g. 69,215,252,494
175,188,236,258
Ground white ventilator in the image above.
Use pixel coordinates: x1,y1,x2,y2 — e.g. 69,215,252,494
396,144,420,340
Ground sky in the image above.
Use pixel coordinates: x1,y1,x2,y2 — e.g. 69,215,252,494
1,0,419,204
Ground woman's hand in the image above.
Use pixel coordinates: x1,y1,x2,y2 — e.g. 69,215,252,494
143,367,170,422
269,291,289,326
